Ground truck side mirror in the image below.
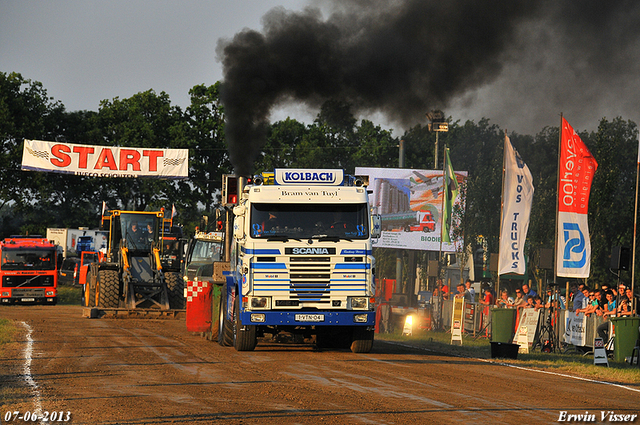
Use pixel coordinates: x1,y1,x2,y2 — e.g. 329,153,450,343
371,215,381,239
233,216,245,240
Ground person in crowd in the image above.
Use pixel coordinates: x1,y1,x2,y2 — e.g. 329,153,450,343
518,295,535,310
464,279,475,303
545,287,566,310
438,280,449,300
496,289,514,308
512,288,526,308
573,286,589,313
576,288,599,316
602,290,618,318
617,293,633,317
522,283,537,298
533,295,545,311
454,283,465,299
479,285,494,315
597,290,618,345
624,287,638,313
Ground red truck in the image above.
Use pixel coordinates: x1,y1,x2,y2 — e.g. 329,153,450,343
0,236,59,305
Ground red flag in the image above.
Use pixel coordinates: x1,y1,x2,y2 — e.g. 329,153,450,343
557,117,598,277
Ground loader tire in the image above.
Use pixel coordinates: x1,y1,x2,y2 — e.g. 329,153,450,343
233,297,257,351
350,326,374,353
87,266,97,308
97,269,120,308
165,272,184,309
217,285,234,347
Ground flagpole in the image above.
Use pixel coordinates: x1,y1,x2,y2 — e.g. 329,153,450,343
555,114,562,298
497,130,508,300
631,133,640,314
439,145,446,293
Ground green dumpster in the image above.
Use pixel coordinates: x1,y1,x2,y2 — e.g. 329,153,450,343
490,308,517,343
611,317,640,363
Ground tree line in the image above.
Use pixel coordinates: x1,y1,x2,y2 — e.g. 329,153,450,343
1,71,638,287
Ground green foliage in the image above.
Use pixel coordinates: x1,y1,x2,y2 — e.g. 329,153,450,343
2,71,640,290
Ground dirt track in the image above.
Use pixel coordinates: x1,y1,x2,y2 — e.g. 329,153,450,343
1,305,638,425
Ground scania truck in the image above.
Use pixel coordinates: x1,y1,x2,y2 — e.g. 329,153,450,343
216,169,380,352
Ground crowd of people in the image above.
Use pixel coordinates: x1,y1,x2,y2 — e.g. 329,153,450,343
441,278,638,346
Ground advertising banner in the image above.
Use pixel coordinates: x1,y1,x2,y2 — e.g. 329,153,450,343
564,311,587,346
22,139,188,179
556,119,598,277
499,136,534,275
355,167,467,251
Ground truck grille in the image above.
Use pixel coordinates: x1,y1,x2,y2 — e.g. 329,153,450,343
3,275,55,288
289,257,330,302
11,288,46,297
252,255,369,306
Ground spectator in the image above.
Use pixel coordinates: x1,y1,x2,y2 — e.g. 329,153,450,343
522,283,537,298
479,285,494,314
617,294,633,317
512,288,526,308
464,279,475,303
602,290,617,318
518,295,535,310
439,280,450,300
533,295,544,311
624,287,638,312
597,290,618,345
575,288,595,315
545,287,566,310
572,286,588,312
496,289,514,308
454,283,465,299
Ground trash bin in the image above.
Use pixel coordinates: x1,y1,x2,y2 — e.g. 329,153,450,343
491,308,517,343
186,279,213,332
611,317,640,363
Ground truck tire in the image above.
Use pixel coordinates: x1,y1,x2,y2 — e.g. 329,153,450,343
233,297,257,351
350,327,374,353
165,272,184,309
97,269,120,308
217,285,234,347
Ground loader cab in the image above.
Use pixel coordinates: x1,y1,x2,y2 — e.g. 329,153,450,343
103,212,163,259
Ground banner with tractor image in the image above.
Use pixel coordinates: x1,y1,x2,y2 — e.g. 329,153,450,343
355,167,467,251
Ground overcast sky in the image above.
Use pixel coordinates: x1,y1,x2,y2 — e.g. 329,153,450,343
2,1,640,136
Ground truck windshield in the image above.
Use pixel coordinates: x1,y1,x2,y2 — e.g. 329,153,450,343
190,240,223,262
1,249,56,271
250,203,369,239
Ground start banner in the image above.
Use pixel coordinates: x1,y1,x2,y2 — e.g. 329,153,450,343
21,139,188,179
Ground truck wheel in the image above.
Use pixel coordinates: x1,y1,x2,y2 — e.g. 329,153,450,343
97,269,120,308
423,227,430,233
217,285,234,347
165,272,184,309
350,327,374,353
233,297,257,351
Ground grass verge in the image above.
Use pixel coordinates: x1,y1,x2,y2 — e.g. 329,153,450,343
57,285,82,305
376,330,640,385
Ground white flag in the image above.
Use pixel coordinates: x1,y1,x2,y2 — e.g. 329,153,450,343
499,135,534,275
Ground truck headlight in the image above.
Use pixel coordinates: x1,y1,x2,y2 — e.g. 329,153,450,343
348,296,368,309
354,314,369,323
1,291,9,297
250,297,270,309
46,291,55,296
251,313,266,322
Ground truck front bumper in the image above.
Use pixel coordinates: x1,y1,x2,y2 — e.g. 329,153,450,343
240,310,375,326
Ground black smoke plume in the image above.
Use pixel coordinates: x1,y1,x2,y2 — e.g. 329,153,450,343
218,0,640,175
